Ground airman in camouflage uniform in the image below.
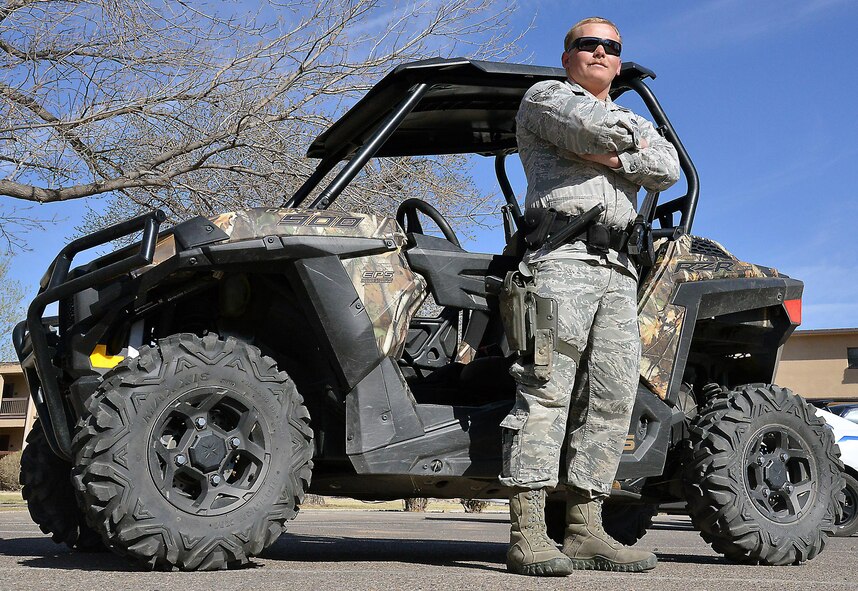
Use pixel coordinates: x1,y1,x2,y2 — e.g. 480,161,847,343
501,17,679,576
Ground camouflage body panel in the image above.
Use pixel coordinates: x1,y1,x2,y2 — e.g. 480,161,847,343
138,207,426,358
138,207,407,274
149,235,177,267
208,207,405,242
637,234,779,399
341,251,427,358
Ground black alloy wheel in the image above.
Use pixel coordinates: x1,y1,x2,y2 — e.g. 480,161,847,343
149,388,272,516
742,425,816,524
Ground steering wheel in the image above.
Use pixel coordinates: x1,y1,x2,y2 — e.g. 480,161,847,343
395,198,460,247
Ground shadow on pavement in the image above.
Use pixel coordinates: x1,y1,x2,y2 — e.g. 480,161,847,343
0,527,723,573
654,552,725,565
0,536,134,571
0,532,509,573
263,534,508,573
648,520,697,532
423,516,509,525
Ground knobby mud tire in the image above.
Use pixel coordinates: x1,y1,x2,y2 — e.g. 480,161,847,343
834,472,858,537
546,499,655,546
601,503,658,546
683,384,843,565
20,420,104,551
72,333,313,571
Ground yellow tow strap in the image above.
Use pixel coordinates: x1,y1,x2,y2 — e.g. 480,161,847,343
90,344,124,369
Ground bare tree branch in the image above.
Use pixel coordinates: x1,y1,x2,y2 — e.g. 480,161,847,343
0,80,116,176
1,0,524,241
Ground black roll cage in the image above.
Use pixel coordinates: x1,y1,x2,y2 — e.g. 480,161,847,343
287,59,699,238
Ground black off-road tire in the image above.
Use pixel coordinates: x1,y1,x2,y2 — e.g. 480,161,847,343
683,384,843,565
20,420,103,551
72,333,313,571
546,499,656,546
602,503,658,546
834,472,858,537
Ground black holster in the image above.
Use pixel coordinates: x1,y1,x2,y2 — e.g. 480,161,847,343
523,204,607,253
497,262,559,380
627,216,655,267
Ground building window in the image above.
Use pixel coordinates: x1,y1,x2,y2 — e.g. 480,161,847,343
849,348,858,370
0,383,11,399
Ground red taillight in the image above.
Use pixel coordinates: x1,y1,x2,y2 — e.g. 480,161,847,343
784,298,802,325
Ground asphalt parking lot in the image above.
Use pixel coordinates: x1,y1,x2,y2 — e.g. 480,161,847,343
0,508,856,591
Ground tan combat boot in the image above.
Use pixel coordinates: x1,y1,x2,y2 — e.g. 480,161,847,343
561,491,657,572
507,488,575,576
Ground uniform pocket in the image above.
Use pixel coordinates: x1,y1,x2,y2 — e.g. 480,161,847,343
500,410,528,481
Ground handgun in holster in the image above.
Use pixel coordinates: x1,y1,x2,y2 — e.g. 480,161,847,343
524,204,606,252
627,189,659,267
496,262,559,380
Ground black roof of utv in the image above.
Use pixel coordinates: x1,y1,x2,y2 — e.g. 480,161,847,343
307,57,656,160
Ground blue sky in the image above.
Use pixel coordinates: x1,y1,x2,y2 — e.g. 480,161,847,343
469,0,858,329
6,0,858,330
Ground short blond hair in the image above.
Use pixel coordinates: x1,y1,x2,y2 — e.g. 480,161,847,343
564,17,621,52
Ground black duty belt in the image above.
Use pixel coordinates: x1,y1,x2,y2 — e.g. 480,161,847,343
580,223,629,253
524,206,628,254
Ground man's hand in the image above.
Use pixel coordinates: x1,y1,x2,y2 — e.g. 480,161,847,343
578,152,621,168
578,136,648,169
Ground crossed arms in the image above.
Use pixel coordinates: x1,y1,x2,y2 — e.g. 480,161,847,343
516,81,680,192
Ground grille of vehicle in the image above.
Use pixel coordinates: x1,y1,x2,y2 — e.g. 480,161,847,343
690,237,732,259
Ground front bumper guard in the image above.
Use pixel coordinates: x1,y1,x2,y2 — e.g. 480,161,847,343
14,210,166,461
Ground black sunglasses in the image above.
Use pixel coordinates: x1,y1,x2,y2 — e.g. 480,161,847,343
569,36,622,57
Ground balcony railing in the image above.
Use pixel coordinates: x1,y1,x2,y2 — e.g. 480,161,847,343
0,398,28,416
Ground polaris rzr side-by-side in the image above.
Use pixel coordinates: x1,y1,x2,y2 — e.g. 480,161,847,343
14,58,843,571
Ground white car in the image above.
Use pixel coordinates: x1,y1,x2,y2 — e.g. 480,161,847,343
816,407,858,536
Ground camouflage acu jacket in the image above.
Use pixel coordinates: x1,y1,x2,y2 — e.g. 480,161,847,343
516,79,680,273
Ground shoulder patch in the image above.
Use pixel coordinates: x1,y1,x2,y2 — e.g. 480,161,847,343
525,79,564,100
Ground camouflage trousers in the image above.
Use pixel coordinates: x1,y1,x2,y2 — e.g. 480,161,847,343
499,257,640,498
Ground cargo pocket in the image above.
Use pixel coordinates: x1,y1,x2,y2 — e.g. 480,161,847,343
500,410,528,482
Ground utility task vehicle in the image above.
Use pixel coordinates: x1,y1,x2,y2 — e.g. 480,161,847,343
15,58,843,571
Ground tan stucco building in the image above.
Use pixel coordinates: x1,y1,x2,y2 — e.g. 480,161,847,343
775,328,858,400
0,362,37,455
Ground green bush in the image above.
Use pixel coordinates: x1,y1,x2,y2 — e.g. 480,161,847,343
0,451,22,491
